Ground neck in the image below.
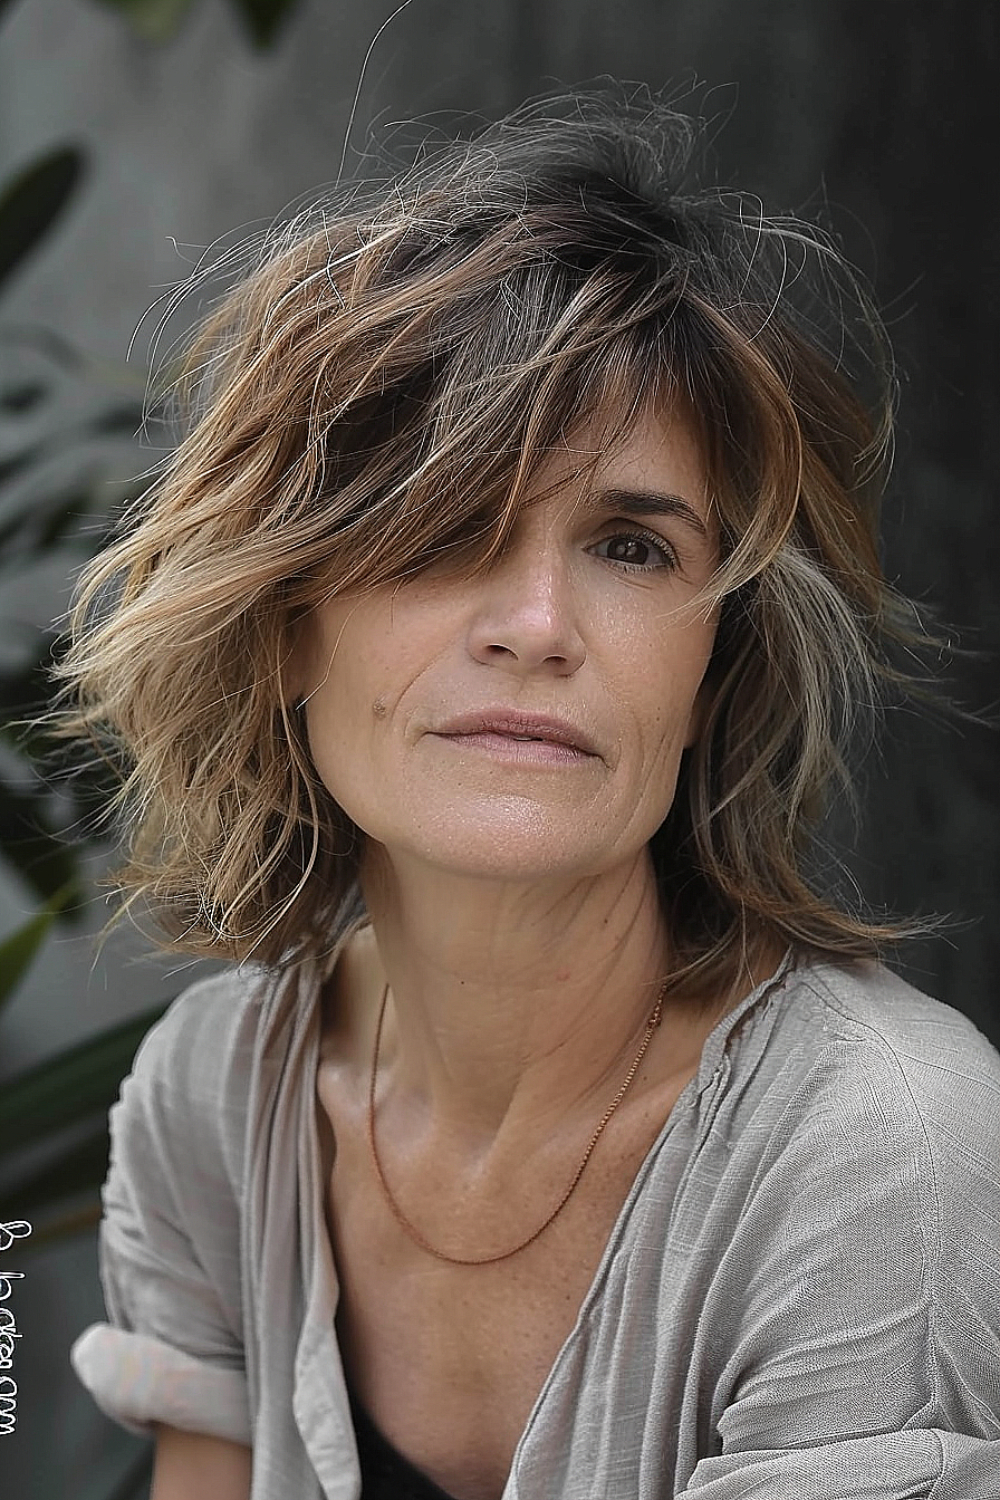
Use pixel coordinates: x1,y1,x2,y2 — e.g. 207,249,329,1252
354,844,707,1146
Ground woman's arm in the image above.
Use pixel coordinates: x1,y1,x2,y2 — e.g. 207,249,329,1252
151,1424,252,1500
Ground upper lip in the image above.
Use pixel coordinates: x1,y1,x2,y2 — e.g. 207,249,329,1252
433,710,599,756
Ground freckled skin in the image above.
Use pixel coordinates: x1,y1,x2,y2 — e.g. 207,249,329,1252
294,408,719,891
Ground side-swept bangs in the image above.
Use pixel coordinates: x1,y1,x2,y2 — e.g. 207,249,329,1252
38,90,935,987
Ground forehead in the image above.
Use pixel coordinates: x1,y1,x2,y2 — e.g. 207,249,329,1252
520,402,713,526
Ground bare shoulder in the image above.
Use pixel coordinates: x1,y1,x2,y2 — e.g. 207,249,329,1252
151,1424,252,1500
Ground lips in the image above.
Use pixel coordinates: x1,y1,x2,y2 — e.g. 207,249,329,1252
432,710,599,756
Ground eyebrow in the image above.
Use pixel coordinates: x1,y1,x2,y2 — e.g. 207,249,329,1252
586,487,711,541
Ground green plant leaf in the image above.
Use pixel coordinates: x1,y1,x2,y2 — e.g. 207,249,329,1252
230,0,301,47
95,0,196,44
0,1001,170,1151
0,881,77,1010
0,147,85,290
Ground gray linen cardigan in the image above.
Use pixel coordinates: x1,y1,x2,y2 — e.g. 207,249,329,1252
71,925,1000,1497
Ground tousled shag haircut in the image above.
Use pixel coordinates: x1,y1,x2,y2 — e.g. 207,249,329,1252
42,87,935,995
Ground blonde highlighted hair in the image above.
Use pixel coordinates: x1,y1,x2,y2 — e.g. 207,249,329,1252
40,88,938,992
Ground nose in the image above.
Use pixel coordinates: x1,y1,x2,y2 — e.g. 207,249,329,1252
464,527,587,676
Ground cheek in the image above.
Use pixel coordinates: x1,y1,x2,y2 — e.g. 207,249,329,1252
680,621,719,742
313,656,384,754
683,674,713,748
302,626,419,802
304,600,396,716
632,638,716,769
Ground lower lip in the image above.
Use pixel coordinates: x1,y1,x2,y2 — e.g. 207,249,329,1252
436,732,594,765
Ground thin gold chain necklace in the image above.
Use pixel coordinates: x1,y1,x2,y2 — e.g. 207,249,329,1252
366,978,666,1266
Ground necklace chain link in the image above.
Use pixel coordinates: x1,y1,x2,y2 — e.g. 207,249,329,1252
366,979,666,1266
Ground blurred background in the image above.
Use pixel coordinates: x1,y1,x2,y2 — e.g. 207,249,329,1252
0,0,996,1495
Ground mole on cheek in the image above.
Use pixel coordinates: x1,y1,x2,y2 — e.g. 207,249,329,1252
373,697,388,718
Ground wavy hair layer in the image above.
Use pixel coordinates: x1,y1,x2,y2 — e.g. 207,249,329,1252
40,88,939,990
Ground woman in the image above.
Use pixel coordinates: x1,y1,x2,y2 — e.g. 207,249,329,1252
62,91,999,1498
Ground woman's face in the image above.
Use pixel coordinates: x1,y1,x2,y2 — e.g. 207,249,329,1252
292,405,720,884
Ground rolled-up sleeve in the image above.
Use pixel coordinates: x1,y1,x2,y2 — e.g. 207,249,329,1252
70,977,255,1446
680,1024,1000,1497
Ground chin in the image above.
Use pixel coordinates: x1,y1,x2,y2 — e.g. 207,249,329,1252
352,794,647,884
383,827,625,884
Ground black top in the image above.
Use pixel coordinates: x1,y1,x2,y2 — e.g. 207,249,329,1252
348,1383,465,1500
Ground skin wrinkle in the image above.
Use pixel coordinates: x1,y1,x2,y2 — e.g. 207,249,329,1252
293,404,727,1174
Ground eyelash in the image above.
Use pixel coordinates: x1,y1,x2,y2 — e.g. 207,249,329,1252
592,527,679,573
